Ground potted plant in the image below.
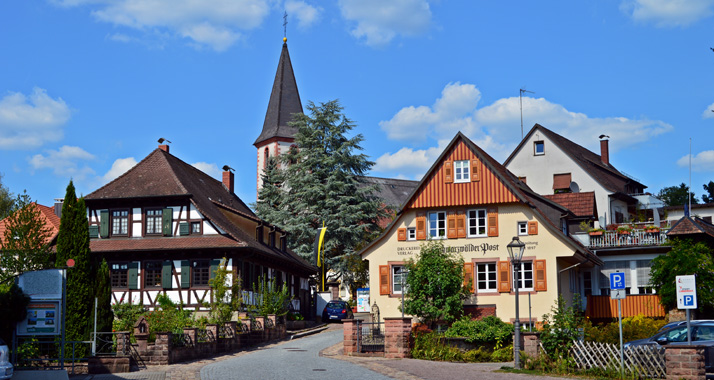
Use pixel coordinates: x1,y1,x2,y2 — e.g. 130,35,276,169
616,225,632,235
588,227,605,236
644,225,661,233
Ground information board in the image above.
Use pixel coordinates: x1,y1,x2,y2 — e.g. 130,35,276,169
16,300,61,335
356,288,370,313
676,275,697,310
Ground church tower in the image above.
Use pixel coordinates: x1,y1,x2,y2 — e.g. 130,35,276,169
254,38,303,197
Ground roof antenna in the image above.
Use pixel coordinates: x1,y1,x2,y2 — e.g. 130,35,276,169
520,88,535,140
283,11,288,42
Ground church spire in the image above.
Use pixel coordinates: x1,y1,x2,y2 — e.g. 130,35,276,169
253,40,303,146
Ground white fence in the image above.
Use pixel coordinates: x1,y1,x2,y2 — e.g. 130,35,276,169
569,341,666,379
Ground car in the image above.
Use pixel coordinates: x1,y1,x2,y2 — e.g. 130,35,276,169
624,321,714,372
322,300,353,322
0,337,13,380
656,319,714,333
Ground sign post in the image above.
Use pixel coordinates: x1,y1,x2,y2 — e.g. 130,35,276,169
610,272,626,376
676,275,697,345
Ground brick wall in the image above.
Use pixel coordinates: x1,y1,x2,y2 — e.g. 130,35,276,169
665,345,706,380
343,319,359,355
384,317,412,359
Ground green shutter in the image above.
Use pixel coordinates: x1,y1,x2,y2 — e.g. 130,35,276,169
179,222,189,236
162,208,173,236
162,260,173,289
100,210,109,238
210,259,221,280
88,225,99,239
181,260,190,288
128,262,139,290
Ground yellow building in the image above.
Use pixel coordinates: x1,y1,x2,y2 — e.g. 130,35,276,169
360,132,602,325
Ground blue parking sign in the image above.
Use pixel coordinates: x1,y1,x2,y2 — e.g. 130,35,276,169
610,272,625,290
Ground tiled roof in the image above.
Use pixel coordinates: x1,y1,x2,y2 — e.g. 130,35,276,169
667,216,714,239
90,235,243,252
254,42,303,146
664,202,714,212
0,203,61,246
543,192,597,217
360,176,419,208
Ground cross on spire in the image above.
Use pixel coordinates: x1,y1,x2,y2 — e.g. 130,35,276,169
283,11,288,40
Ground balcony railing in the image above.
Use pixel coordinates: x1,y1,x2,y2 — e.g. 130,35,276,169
586,294,665,319
586,229,669,248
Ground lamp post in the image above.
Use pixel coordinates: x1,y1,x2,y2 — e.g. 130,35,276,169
507,236,526,369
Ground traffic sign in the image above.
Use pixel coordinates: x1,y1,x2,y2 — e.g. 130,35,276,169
610,289,626,300
676,275,697,310
610,272,625,290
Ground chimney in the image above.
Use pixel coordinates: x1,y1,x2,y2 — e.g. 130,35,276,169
54,198,64,218
159,144,169,153
600,137,609,166
222,167,234,193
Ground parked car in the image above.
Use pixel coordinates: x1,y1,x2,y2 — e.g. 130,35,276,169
0,337,13,380
624,321,714,372
322,300,353,322
657,319,714,333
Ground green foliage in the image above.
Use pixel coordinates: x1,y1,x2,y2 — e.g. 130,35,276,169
112,303,146,334
411,331,512,363
251,276,290,317
254,156,285,225
650,238,714,315
207,258,243,325
445,316,513,347
703,181,714,203
657,182,699,207
95,259,114,333
145,294,194,340
0,283,31,343
490,345,514,362
522,352,576,375
0,191,54,283
404,241,465,327
539,295,584,359
0,173,14,220
584,314,666,345
287,312,304,321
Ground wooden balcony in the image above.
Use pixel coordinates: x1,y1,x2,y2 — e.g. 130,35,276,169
587,229,669,248
585,294,666,319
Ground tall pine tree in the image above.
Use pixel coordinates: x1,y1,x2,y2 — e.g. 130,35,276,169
254,156,285,224
55,181,94,357
94,258,113,350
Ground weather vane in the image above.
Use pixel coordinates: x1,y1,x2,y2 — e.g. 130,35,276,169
283,11,288,40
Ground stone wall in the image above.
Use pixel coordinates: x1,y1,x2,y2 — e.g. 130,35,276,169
342,317,411,358
665,345,706,380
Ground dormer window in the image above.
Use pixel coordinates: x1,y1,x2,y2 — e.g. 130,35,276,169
534,141,545,155
454,160,470,183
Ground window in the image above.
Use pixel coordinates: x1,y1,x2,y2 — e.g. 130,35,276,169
454,160,470,183
144,261,163,288
145,209,162,235
111,263,128,288
636,260,655,294
476,263,497,292
407,227,416,241
467,209,487,237
192,260,210,287
534,141,544,155
263,147,269,169
553,173,572,192
513,261,534,291
111,210,129,236
392,265,408,294
518,221,528,236
191,222,201,234
428,211,446,239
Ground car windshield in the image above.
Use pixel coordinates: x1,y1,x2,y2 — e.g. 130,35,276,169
326,302,345,309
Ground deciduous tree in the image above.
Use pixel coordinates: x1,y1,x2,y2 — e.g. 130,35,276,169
702,181,714,203
0,174,13,219
657,183,699,207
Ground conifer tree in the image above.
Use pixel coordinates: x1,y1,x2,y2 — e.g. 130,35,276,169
95,259,113,337
253,156,285,224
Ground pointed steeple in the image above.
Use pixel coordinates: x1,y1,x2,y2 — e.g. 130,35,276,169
254,39,303,146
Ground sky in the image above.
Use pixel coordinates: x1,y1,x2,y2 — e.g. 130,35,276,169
1,0,713,208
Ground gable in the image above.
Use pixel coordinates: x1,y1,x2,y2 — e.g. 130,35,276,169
408,140,518,209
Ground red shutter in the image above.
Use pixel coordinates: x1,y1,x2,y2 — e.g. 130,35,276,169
553,173,572,190
487,206,499,237
471,159,480,182
498,261,511,293
447,212,457,239
416,212,426,240
397,228,407,241
463,262,474,293
444,161,453,183
379,265,390,295
528,221,538,235
534,260,547,291
456,211,466,238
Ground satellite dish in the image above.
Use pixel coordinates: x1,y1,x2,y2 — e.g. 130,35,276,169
569,181,580,193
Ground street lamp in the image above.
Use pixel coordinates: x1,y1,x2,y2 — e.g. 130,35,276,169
507,236,526,369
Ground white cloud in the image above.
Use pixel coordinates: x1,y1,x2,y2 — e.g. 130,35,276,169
703,102,714,118
29,146,96,180
620,0,714,27
338,0,431,47
54,0,272,51
677,151,714,172
101,157,138,184
0,88,71,149
375,83,673,179
192,162,221,179
285,1,321,29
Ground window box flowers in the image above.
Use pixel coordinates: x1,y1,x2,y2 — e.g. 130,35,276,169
644,225,661,234
616,225,633,235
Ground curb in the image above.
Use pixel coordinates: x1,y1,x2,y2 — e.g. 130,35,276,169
289,325,329,340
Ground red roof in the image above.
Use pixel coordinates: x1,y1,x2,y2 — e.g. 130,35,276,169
543,192,597,218
0,203,61,247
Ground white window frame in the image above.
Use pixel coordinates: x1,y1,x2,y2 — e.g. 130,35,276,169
454,160,470,183
392,265,408,294
475,262,498,293
534,141,545,155
513,261,534,291
407,227,416,241
518,221,528,236
467,208,487,237
428,211,447,239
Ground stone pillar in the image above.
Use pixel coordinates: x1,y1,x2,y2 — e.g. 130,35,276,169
522,332,540,359
115,332,130,355
267,314,277,339
665,345,706,380
183,328,197,347
343,319,359,355
225,321,237,339
384,317,412,359
154,332,171,365
206,324,218,342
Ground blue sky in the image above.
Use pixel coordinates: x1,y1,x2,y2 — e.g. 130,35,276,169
1,0,713,207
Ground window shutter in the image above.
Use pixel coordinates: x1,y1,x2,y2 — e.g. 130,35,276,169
456,211,466,238
416,212,426,240
100,210,109,238
498,261,511,293
447,212,457,239
179,222,189,236
463,262,474,293
553,173,572,190
471,159,480,182
379,265,390,295
181,260,190,288
487,206,499,237
528,221,538,235
397,228,407,241
162,208,173,236
128,262,139,290
210,259,222,280
534,259,547,291
162,260,173,289
88,225,99,239
444,160,453,183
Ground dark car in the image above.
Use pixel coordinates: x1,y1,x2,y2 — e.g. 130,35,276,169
322,300,353,322
656,319,714,333
624,321,714,372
